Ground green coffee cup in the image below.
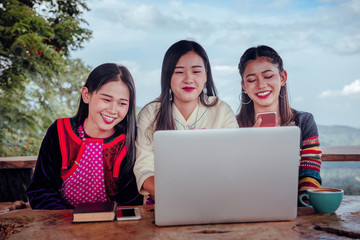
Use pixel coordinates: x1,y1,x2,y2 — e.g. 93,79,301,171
299,188,344,213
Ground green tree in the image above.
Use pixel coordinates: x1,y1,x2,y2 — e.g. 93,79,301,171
0,0,92,156
0,58,91,156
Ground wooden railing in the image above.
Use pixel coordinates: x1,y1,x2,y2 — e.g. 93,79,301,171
0,146,359,169
0,156,37,169
320,146,360,162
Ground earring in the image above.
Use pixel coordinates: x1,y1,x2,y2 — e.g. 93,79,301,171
279,87,286,99
239,91,252,105
169,88,173,102
202,87,208,100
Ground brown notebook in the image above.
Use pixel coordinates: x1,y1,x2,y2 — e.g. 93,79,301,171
72,201,117,223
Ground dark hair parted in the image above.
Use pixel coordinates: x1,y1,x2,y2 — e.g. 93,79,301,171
74,63,137,173
152,39,218,131
236,45,294,127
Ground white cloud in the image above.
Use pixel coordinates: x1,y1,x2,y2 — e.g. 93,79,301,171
350,0,360,13
319,90,335,98
212,65,239,89
292,96,305,103
342,79,360,95
123,5,158,27
213,65,237,74
268,0,292,8
115,2,213,33
334,34,360,55
319,79,360,98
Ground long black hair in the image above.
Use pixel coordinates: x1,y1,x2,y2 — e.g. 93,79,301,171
152,39,218,131
236,45,293,127
74,63,137,173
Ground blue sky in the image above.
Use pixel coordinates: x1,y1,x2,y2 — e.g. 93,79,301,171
71,0,360,128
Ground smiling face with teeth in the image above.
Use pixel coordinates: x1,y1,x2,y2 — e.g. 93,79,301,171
242,57,287,115
82,79,130,139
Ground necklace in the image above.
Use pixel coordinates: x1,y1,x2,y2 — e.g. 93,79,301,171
174,102,201,130
188,104,200,130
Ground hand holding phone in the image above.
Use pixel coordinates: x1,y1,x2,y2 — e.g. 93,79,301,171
117,208,141,221
256,112,277,127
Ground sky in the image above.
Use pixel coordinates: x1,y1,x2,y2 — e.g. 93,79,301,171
71,0,360,128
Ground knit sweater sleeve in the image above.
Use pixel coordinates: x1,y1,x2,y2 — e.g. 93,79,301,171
297,111,322,201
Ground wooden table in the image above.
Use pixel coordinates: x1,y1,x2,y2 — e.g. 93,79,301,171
1,196,359,240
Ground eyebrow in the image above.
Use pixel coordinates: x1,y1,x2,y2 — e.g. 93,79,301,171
174,65,204,69
100,93,129,102
245,69,274,78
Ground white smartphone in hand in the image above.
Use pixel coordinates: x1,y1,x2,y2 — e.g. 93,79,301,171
117,208,141,221
256,112,277,127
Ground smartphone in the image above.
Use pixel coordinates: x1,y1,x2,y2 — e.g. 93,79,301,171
117,208,141,221
256,112,277,127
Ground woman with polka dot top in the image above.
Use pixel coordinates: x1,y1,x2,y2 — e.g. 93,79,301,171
27,63,143,209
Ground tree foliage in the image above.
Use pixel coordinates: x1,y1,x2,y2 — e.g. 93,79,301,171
0,0,92,156
1,58,91,156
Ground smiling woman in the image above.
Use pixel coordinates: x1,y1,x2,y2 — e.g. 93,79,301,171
133,40,239,201
82,80,130,138
170,51,207,119
26,63,143,209
236,45,323,206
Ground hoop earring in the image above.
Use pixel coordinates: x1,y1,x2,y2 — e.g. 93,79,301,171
239,91,252,105
169,88,173,102
279,86,286,99
279,93,286,99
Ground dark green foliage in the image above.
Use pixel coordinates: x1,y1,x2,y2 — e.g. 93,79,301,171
0,0,92,156
0,58,91,156
0,0,92,88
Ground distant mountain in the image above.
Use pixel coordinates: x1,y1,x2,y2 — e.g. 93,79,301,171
318,125,360,195
135,108,360,147
318,125,360,146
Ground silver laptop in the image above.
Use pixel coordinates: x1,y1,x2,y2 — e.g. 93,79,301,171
154,126,300,226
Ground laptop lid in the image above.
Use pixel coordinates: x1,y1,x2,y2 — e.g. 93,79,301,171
154,126,300,226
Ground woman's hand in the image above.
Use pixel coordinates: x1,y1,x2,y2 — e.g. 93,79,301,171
142,176,155,197
253,118,262,127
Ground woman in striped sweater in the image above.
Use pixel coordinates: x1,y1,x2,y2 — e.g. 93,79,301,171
236,45,322,205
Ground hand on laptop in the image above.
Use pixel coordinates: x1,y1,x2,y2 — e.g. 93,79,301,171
142,176,155,197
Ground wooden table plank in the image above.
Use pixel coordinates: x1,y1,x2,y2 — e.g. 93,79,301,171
1,196,359,240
